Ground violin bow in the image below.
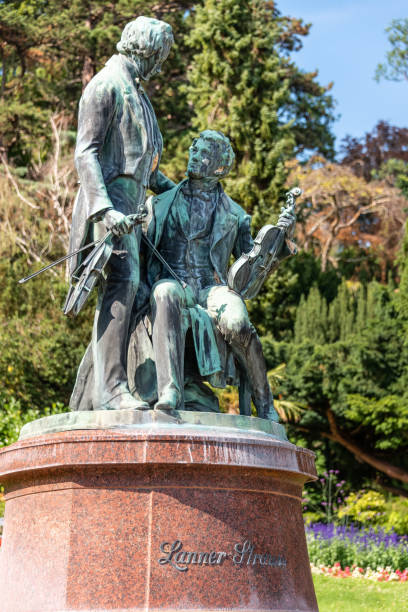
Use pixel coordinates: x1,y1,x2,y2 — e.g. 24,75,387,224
18,212,145,284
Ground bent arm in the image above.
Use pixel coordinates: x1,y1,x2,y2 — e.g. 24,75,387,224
149,168,176,194
74,80,116,222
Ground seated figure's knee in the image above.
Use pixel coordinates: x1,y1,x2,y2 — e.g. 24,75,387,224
151,280,185,307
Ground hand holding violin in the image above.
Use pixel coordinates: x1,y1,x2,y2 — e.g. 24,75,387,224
276,206,296,240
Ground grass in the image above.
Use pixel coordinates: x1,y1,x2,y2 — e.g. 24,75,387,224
313,574,408,611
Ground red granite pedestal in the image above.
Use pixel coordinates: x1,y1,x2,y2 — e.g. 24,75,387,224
0,413,318,612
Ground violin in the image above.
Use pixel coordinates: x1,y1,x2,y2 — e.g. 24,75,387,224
63,212,145,317
227,188,302,300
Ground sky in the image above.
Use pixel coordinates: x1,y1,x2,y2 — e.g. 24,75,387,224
280,0,407,152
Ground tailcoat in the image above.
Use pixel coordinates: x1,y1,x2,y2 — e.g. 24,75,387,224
68,53,173,277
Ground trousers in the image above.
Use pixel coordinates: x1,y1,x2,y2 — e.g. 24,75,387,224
92,178,141,407
150,279,276,418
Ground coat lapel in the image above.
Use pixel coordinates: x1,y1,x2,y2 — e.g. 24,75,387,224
151,180,187,247
210,191,239,281
146,180,187,286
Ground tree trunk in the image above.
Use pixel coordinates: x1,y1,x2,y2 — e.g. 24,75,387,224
81,55,94,90
325,407,408,484
1,46,5,98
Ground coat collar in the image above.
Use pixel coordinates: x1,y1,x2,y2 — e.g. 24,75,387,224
148,180,186,247
105,54,145,93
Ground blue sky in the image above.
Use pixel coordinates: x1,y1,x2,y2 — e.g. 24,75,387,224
281,0,407,151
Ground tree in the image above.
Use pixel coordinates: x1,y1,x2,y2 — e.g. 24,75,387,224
375,18,408,83
286,156,407,277
0,0,195,166
183,0,335,227
340,121,408,182
248,251,340,340
372,158,408,199
264,280,408,489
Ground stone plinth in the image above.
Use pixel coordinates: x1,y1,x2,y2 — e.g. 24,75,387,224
0,411,318,612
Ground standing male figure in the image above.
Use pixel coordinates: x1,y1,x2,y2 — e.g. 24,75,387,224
66,16,175,410
144,130,296,418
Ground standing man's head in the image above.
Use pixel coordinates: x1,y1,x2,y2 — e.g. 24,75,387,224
187,130,235,180
117,16,174,81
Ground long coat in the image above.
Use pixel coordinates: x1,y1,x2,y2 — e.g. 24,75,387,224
127,181,297,394
68,53,173,276
144,179,254,287
143,179,295,287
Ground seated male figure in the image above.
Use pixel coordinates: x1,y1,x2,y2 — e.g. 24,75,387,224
144,130,296,419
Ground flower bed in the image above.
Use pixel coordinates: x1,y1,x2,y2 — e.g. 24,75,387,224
311,562,408,582
307,523,408,574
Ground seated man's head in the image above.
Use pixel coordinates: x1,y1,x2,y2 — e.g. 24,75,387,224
187,130,235,180
117,16,174,81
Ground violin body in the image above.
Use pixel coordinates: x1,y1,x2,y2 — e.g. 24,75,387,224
63,211,146,318
63,237,113,317
227,188,302,300
227,225,284,300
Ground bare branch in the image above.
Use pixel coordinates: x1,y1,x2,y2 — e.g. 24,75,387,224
0,152,39,209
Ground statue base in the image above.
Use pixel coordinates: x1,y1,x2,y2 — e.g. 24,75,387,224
0,411,318,611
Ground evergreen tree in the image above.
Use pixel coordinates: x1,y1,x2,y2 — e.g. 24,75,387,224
396,221,408,322
184,0,335,226
266,279,408,488
293,286,327,343
375,18,408,83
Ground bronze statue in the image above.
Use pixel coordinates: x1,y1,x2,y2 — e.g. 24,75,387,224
138,130,297,418
65,17,175,411
68,130,298,419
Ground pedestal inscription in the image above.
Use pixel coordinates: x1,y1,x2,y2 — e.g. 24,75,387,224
159,540,287,572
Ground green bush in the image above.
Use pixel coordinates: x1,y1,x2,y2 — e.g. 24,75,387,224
385,498,408,535
337,490,408,535
338,490,387,526
0,392,67,447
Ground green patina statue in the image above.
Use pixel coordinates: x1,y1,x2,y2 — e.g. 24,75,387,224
65,16,176,411
69,128,298,419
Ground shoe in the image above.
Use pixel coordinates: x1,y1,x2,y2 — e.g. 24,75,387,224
254,394,279,422
265,405,280,422
154,389,180,411
103,392,150,411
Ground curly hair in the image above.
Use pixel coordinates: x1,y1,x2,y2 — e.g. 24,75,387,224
117,16,174,59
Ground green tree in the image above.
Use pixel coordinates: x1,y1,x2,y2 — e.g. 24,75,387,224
264,280,408,489
184,0,335,226
375,18,408,83
0,0,194,166
248,251,340,340
373,158,408,199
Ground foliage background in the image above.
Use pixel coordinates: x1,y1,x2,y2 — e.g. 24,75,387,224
0,1,407,509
